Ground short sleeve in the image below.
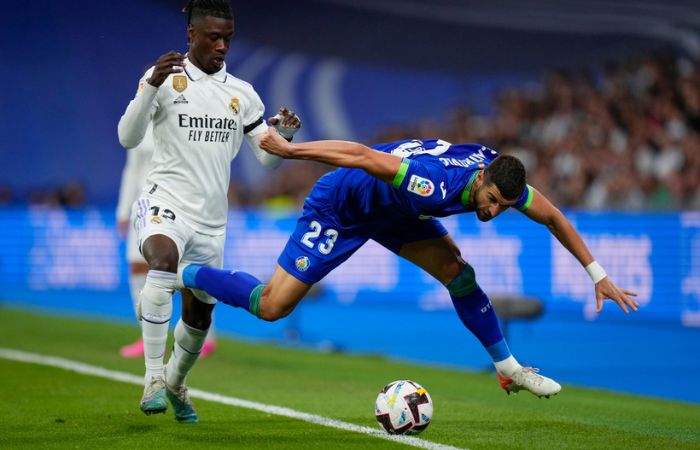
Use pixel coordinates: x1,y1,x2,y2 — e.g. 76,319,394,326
514,184,534,211
391,158,448,209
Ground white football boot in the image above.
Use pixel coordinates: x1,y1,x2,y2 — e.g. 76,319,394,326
498,367,561,398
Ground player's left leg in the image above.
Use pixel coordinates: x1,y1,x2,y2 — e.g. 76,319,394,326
178,205,366,321
163,289,213,424
178,263,311,319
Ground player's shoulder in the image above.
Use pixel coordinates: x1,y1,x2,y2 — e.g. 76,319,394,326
137,66,156,82
222,73,258,94
437,143,500,169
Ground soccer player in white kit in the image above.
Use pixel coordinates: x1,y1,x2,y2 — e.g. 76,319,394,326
117,0,301,423
116,123,217,359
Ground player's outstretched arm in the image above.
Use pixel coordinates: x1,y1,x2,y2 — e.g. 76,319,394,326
259,128,402,183
522,187,639,314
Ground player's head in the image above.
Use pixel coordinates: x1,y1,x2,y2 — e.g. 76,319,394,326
472,155,526,222
183,0,234,74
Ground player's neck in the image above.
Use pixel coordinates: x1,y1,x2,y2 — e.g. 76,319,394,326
188,54,214,75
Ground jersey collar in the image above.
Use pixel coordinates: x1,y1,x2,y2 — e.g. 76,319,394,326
460,171,480,209
183,58,228,83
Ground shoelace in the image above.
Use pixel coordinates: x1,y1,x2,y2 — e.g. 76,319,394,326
519,367,544,385
170,386,190,402
145,378,165,395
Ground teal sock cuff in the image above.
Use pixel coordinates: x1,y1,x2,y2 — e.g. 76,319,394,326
249,284,264,317
446,264,478,297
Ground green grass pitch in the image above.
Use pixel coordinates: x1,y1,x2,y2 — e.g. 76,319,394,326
0,307,698,449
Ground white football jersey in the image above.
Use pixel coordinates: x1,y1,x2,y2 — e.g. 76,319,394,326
119,59,270,234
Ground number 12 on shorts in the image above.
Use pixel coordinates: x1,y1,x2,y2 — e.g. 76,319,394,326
300,220,338,255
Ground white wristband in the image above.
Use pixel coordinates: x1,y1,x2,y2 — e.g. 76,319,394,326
585,261,607,284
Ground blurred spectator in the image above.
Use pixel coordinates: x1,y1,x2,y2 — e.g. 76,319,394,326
58,181,86,207
0,185,13,205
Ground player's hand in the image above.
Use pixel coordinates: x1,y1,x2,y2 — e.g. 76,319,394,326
267,107,301,140
594,278,639,314
148,51,186,87
259,127,294,157
117,219,129,239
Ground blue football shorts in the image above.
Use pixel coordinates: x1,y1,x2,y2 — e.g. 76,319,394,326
278,202,448,285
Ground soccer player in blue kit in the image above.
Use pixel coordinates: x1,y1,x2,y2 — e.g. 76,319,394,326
177,129,639,397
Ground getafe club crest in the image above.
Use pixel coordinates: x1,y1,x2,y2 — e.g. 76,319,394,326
295,256,310,272
229,97,240,114
173,75,188,93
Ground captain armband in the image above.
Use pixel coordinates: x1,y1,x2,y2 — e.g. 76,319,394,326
585,261,607,284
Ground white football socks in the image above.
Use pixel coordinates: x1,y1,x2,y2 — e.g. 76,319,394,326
129,271,147,322
494,355,522,377
140,270,176,381
166,319,208,389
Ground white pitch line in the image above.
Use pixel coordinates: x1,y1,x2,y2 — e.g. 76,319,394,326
0,348,466,450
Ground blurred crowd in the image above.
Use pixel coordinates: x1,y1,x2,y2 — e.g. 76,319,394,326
373,49,700,210
14,49,700,211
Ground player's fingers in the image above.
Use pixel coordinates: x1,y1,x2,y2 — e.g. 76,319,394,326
621,292,639,311
622,289,638,297
281,109,295,121
596,292,604,313
612,295,629,314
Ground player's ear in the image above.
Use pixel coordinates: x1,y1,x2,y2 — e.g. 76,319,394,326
475,170,484,186
187,23,195,44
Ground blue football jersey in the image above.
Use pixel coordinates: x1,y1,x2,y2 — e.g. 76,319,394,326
305,139,532,225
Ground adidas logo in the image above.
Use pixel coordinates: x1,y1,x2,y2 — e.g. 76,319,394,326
174,94,188,104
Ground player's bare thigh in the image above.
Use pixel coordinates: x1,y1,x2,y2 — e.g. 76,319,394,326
258,264,313,321
397,234,466,285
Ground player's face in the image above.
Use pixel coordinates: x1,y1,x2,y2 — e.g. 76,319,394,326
472,179,518,222
188,16,234,74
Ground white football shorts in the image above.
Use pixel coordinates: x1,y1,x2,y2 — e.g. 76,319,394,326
132,193,225,304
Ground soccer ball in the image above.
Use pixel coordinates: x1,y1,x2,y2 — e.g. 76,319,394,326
375,380,433,435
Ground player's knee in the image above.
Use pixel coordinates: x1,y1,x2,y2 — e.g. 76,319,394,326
442,260,466,283
142,237,179,272
445,263,478,297
147,257,178,273
142,270,177,306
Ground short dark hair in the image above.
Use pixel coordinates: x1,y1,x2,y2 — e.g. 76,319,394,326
483,155,527,201
183,0,233,25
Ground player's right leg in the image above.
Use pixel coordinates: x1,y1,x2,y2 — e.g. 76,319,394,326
374,222,561,398
138,234,180,414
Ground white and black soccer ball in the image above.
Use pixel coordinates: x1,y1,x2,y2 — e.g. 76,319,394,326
375,380,433,435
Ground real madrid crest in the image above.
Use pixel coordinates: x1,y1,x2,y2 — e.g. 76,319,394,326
173,75,188,93
229,97,240,114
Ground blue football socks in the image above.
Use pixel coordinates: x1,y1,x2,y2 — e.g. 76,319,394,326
181,265,264,316
449,283,512,363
